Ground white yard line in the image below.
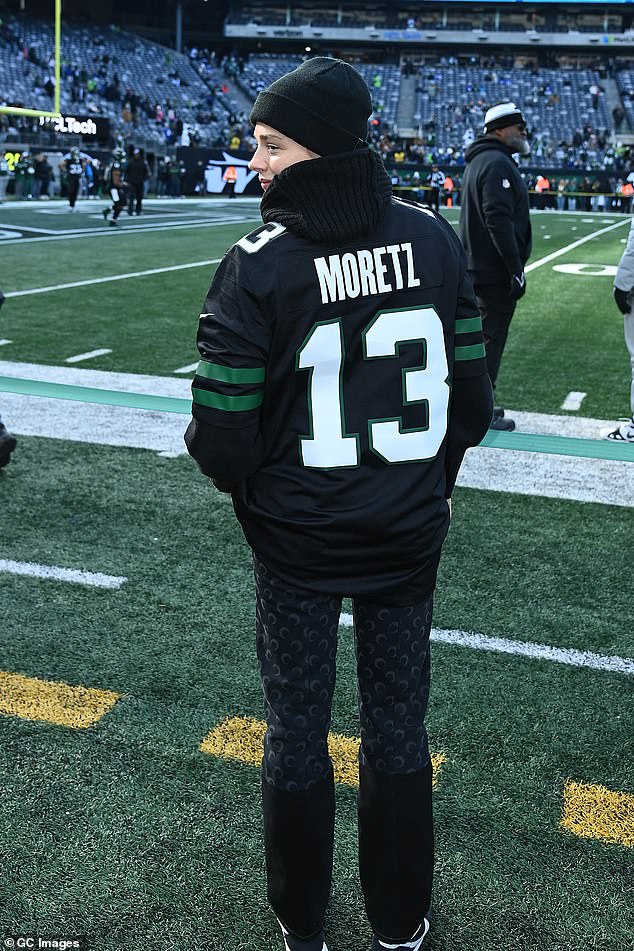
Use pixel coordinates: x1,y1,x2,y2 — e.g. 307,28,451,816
0,217,260,246
0,340,12,346
526,218,630,272
0,224,59,234
65,348,112,364
0,558,126,589
338,614,634,675
4,258,222,297
560,391,587,411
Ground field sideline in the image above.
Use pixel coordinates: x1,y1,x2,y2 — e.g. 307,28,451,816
0,198,632,951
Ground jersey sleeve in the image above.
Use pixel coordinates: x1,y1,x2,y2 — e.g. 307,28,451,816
453,246,488,378
185,247,269,484
446,244,492,494
191,248,269,430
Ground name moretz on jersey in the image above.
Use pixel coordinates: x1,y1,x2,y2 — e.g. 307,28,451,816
314,242,421,304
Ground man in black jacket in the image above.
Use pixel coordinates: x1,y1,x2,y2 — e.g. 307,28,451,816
185,57,492,951
459,102,532,431
125,147,150,215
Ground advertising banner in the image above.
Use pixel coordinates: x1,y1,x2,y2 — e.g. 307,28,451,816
177,148,261,196
38,114,111,144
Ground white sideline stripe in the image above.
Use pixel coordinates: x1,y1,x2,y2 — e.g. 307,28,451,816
4,259,222,297
1,362,631,506
0,558,127,589
0,217,261,246
526,219,630,272
173,363,198,374
0,363,621,431
65,348,112,363
338,614,634,675
561,391,587,411
0,360,192,397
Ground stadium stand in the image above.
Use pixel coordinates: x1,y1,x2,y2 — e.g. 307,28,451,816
412,63,613,148
236,55,400,133
2,7,634,178
0,16,248,151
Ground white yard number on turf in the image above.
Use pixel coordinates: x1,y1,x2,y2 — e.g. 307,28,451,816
296,307,449,468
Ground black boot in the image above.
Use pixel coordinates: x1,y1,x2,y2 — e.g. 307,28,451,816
489,406,515,431
262,767,335,942
359,761,434,942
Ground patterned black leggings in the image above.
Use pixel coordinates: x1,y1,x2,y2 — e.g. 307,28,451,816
255,557,433,789
254,557,434,942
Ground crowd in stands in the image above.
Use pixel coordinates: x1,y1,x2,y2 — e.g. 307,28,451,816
0,16,250,151
3,16,634,182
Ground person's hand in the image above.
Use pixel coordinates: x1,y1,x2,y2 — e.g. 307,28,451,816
509,272,526,301
613,286,631,315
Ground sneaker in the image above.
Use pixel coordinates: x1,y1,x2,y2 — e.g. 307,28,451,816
0,423,17,469
489,413,515,432
109,219,118,227
278,919,328,951
371,916,430,951
101,208,109,221
601,417,634,443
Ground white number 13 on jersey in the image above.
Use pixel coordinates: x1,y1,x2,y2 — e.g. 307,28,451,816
296,306,450,468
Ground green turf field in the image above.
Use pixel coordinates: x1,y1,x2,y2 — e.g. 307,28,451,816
0,198,632,951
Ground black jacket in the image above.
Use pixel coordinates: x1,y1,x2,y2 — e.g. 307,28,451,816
185,149,492,604
458,136,531,284
125,156,149,185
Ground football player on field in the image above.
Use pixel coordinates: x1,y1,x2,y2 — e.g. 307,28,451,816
185,58,492,951
101,148,129,227
59,146,84,212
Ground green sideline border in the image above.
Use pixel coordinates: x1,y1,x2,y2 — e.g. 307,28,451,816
0,375,632,463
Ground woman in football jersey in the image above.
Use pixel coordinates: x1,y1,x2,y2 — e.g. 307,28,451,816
186,58,492,951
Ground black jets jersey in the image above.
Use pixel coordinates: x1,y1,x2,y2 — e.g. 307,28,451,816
64,155,83,177
191,198,488,603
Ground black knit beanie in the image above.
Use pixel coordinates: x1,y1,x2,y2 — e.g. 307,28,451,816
249,56,372,156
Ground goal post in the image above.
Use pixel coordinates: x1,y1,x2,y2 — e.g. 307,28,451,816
0,0,62,119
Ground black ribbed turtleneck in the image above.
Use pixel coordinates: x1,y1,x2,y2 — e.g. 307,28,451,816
259,147,393,244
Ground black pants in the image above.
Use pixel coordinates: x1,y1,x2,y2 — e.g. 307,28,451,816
127,181,144,214
67,176,80,208
109,186,128,221
473,281,517,391
254,557,434,943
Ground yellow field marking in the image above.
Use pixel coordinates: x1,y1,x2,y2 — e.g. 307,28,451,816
200,716,446,787
561,780,634,848
0,670,122,729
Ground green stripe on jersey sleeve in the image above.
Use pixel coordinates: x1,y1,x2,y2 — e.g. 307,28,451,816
196,360,265,384
455,343,486,361
192,387,263,411
455,316,483,335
